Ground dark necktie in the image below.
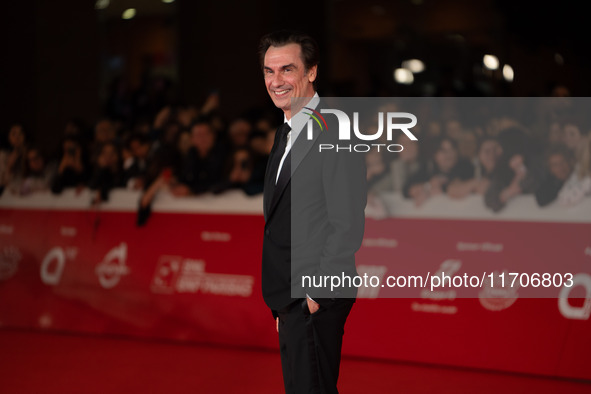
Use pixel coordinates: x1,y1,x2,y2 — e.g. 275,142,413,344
267,123,291,207
268,122,291,186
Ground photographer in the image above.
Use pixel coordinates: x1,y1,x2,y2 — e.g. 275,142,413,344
51,136,90,194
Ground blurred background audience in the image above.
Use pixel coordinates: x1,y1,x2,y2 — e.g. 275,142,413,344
1,0,590,220
3,91,590,218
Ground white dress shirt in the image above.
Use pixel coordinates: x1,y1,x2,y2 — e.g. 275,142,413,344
275,92,320,183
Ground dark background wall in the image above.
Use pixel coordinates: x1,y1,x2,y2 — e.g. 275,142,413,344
1,0,100,150
177,0,329,122
1,0,589,153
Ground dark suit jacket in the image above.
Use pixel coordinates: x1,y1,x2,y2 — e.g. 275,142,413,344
262,101,367,315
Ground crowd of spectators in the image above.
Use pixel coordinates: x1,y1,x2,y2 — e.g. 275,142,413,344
0,91,276,225
366,98,591,213
2,92,591,223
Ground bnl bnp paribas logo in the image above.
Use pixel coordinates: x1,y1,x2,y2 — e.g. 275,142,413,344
302,107,418,153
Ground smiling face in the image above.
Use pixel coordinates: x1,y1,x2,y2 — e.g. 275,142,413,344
98,143,119,170
435,139,458,173
191,123,215,156
263,43,317,119
563,123,581,150
27,149,44,173
9,125,25,148
478,139,502,173
548,153,572,181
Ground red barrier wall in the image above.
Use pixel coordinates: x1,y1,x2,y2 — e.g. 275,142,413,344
1,190,590,380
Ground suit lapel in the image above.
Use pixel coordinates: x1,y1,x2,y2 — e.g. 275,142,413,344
267,116,323,220
290,118,322,178
265,96,324,222
268,149,290,214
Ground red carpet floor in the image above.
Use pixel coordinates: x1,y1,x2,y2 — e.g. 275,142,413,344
1,329,589,394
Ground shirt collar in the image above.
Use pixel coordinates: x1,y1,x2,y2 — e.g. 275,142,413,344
284,92,319,128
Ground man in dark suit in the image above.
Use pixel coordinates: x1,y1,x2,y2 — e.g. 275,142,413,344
259,30,367,394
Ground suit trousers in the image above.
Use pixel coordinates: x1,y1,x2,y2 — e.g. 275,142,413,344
277,298,354,394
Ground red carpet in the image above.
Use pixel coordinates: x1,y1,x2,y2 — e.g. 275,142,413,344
0,329,589,393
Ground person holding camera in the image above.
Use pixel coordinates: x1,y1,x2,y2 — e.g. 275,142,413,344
51,136,89,194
